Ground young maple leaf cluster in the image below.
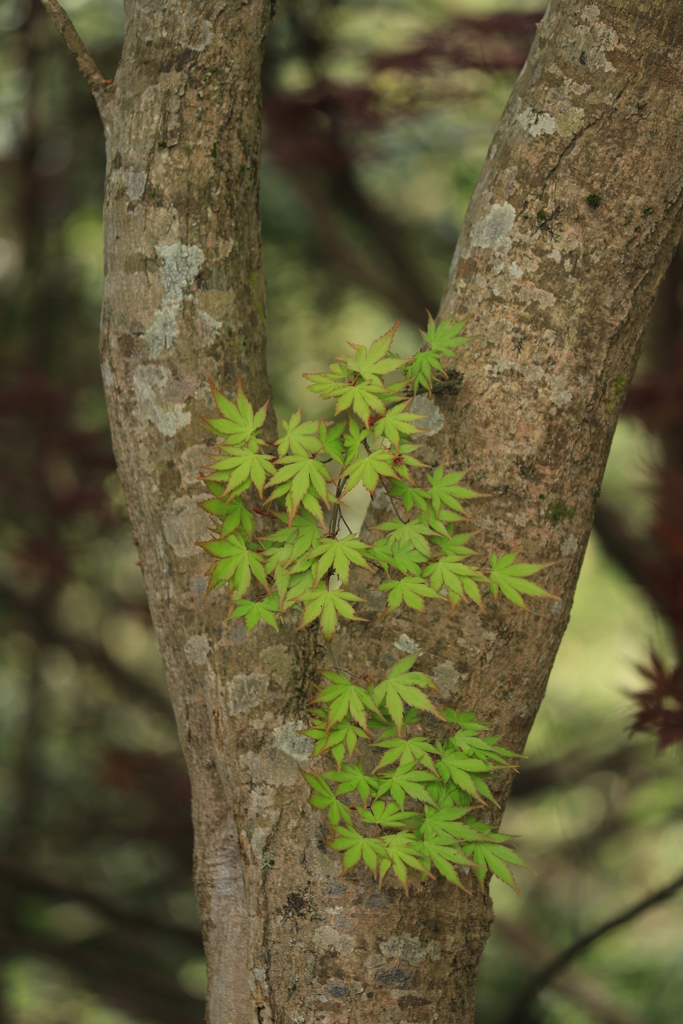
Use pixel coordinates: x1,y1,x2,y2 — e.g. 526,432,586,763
302,658,530,894
198,315,553,892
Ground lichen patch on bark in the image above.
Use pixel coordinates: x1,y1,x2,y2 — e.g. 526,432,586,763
145,242,205,358
378,934,442,965
227,672,270,715
133,364,192,437
470,201,516,252
162,495,208,558
184,634,211,664
394,633,421,655
273,721,314,761
410,394,444,436
516,106,558,137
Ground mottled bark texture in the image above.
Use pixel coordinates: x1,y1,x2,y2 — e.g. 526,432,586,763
93,2,271,1022
47,0,683,1021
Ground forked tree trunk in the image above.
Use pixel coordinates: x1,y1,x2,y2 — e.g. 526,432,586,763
44,0,683,1020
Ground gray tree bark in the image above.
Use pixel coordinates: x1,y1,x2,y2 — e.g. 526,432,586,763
43,0,683,1021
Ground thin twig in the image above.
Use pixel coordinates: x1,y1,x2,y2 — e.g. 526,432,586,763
40,0,107,97
361,439,407,524
327,645,343,674
377,476,407,523
500,870,683,1024
329,475,349,537
337,508,353,535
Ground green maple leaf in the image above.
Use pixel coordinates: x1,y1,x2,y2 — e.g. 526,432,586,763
300,772,353,827
421,834,473,888
372,400,424,448
314,670,380,730
320,419,346,462
387,480,429,514
262,513,323,571
433,532,476,557
341,418,369,464
200,535,268,598
277,409,322,458
366,537,395,574
271,563,294,607
207,439,275,498
298,587,364,641
447,729,518,765
429,509,466,533
338,323,406,381
310,535,371,586
228,595,279,634
435,748,498,803
378,831,429,893
303,710,366,767
333,377,392,428
425,778,472,809
262,535,296,578
488,552,555,609
420,804,488,844
384,542,428,577
203,479,228,498
371,705,421,741
326,826,387,875
420,313,470,358
279,568,315,609
442,709,486,729
461,840,529,895
375,762,438,808
372,655,443,735
200,495,255,541
419,509,451,540
373,735,439,773
303,361,349,397
377,517,435,557
321,764,379,806
267,453,331,524
343,446,398,494
301,489,329,525
400,315,469,395
423,556,485,611
427,465,480,515
356,799,421,830
220,503,254,540
404,348,443,393
379,575,439,614
204,379,268,446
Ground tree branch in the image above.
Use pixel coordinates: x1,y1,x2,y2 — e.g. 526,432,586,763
0,924,204,1024
496,920,641,1024
0,857,201,944
500,870,683,1024
39,0,107,97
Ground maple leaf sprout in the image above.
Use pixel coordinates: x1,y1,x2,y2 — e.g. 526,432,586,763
198,314,554,894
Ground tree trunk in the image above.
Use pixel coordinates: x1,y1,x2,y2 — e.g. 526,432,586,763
46,0,683,1020
94,2,271,1021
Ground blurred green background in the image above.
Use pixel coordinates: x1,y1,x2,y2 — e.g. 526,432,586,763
1,1,682,1022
